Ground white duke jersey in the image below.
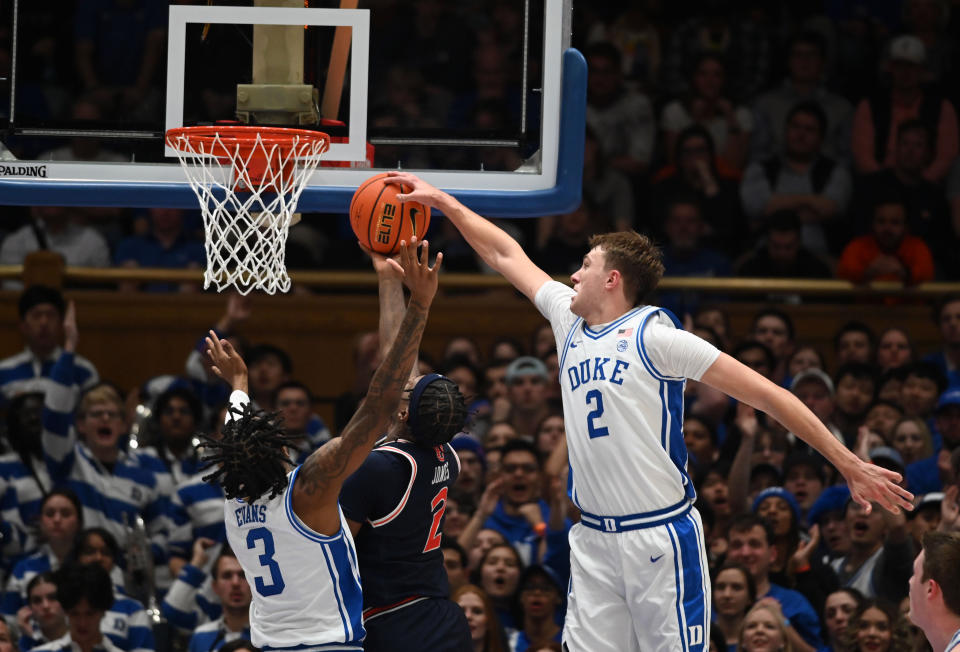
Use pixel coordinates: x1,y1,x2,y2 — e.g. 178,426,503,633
535,281,720,519
224,466,364,651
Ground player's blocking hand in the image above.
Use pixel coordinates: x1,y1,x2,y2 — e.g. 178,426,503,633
846,457,914,515
205,329,248,391
399,237,441,305
387,171,443,208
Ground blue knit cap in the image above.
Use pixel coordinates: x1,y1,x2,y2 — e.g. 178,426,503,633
450,435,487,474
752,486,802,524
806,485,852,525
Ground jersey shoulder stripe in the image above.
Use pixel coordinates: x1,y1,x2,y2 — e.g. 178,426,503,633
368,446,417,528
635,308,685,382
448,443,461,475
282,466,346,544
558,316,584,371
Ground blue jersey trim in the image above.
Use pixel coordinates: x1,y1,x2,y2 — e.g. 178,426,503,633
635,309,684,382
688,512,711,636
284,466,346,544
670,516,709,652
320,543,352,643
579,498,691,533
582,307,644,339
558,317,583,372
666,524,689,652
566,461,580,510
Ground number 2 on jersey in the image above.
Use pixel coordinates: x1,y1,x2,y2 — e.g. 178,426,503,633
423,486,447,553
586,389,609,438
247,527,285,596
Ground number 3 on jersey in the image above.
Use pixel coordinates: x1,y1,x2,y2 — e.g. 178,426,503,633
586,389,609,439
247,527,285,596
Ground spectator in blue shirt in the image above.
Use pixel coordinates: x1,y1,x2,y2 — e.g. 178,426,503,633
726,513,823,651
114,208,205,292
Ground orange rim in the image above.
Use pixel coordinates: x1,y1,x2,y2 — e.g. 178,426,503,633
165,125,330,153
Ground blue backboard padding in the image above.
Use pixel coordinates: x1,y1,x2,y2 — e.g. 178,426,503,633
0,49,585,218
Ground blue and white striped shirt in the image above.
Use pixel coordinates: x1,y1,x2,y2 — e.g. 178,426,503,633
102,591,156,652
0,347,98,407
41,351,169,559
187,618,251,652
160,564,220,634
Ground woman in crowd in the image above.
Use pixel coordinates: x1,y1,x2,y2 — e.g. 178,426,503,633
17,573,67,652
71,528,156,652
842,599,906,652
713,563,757,652
739,602,794,652
2,489,82,619
890,417,935,466
822,588,866,652
453,584,507,652
476,543,524,632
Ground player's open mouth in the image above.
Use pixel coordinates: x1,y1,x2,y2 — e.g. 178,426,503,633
96,427,113,438
851,521,869,535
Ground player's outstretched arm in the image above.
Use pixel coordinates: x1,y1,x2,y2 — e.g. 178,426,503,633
387,171,552,302
293,238,440,534
700,353,915,516
364,246,417,383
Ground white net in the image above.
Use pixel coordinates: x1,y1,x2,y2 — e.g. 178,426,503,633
166,128,328,295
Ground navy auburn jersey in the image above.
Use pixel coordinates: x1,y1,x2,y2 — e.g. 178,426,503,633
340,438,460,616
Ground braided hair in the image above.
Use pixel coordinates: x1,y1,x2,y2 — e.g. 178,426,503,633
200,402,300,502
407,374,469,447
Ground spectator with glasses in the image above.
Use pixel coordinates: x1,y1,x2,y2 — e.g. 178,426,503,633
482,440,570,572
510,565,564,652
40,299,168,573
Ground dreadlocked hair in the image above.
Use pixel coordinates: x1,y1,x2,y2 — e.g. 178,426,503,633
200,402,300,502
409,377,469,447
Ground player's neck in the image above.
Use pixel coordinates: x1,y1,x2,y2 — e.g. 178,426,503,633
582,299,636,328
926,615,960,652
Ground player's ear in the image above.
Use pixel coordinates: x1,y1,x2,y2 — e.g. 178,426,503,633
605,268,621,290
397,408,409,423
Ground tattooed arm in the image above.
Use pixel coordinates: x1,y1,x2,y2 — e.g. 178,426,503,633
369,249,418,384
293,238,442,535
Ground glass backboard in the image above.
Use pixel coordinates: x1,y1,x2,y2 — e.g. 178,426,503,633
0,0,584,216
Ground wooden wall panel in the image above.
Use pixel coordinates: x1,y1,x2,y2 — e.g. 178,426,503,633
0,290,942,431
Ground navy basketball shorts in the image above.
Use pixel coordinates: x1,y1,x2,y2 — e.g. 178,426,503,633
362,597,472,652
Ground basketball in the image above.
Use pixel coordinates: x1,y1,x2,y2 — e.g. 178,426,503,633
349,173,431,255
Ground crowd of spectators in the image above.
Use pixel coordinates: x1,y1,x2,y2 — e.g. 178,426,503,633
2,3,960,652
0,282,959,652
1,1,960,281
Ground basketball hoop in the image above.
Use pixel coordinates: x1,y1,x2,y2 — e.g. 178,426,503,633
165,126,330,295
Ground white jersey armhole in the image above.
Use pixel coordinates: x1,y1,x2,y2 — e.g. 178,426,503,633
368,447,417,528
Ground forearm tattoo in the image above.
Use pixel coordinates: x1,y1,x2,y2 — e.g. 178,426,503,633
297,299,429,497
